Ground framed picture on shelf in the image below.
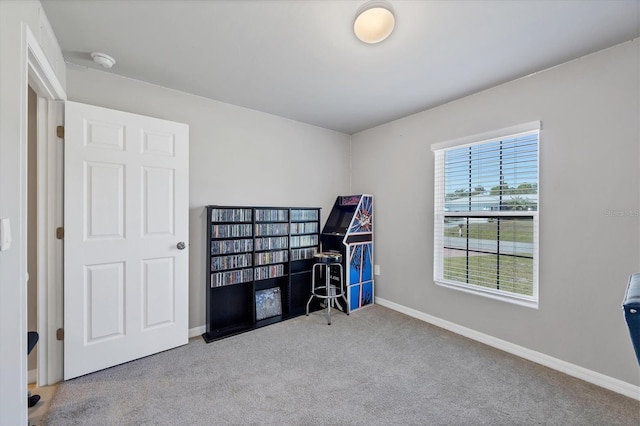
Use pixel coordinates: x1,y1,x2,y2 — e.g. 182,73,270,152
255,287,282,320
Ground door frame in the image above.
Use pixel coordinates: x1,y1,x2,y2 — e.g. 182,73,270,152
25,25,66,388
35,97,64,385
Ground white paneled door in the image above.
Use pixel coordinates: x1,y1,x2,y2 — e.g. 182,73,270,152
64,101,189,379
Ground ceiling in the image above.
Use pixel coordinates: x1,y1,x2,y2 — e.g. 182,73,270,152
41,0,640,135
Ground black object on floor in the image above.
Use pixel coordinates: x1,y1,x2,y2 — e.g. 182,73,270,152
27,331,40,407
28,394,40,408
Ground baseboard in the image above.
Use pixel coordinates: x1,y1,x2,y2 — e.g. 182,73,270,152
189,325,206,339
28,369,37,384
375,297,640,401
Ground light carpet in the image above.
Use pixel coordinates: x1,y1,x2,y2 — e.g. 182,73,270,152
44,305,638,425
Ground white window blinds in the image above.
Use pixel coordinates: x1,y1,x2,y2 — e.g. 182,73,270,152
432,122,540,308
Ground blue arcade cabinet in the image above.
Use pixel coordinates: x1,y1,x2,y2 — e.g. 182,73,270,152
320,194,374,313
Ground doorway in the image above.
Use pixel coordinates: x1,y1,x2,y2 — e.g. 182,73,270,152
27,86,38,386
27,86,63,423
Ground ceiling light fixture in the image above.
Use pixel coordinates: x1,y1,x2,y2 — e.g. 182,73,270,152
91,52,116,68
353,1,395,44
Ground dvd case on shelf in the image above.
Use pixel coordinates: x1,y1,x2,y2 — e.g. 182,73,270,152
255,223,289,236
255,250,288,266
255,209,288,222
211,268,253,287
291,247,318,261
211,239,254,255
211,208,252,222
212,224,253,238
290,209,319,221
255,236,288,251
290,234,318,248
254,264,285,280
290,222,318,234
211,253,252,271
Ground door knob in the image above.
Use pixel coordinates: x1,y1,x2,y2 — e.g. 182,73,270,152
177,242,186,250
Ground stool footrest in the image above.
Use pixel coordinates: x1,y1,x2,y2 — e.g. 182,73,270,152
310,285,345,296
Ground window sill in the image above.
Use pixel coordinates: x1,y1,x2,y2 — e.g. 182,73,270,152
434,278,539,309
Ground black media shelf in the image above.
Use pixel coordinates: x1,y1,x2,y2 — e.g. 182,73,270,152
202,205,322,343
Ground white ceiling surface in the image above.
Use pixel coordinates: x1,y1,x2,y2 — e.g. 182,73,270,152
42,0,640,135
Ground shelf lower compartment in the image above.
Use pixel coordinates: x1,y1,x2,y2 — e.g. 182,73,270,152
203,311,318,343
255,314,284,328
202,321,254,343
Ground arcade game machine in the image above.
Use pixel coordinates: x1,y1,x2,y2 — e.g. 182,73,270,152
321,194,374,313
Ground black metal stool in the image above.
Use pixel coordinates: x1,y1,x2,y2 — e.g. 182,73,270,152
306,251,348,325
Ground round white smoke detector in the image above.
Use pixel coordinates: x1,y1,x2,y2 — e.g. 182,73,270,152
91,52,116,68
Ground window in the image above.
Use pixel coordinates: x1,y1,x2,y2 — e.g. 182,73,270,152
432,122,539,308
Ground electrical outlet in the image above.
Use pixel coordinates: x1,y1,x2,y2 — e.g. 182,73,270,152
374,264,381,276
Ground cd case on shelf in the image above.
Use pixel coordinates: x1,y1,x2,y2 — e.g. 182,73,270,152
255,287,282,320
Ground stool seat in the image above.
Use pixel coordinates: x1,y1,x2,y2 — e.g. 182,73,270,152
306,252,348,325
313,251,342,264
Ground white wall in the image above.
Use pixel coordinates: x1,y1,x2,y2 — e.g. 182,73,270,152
0,1,66,424
351,40,640,387
64,67,351,330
